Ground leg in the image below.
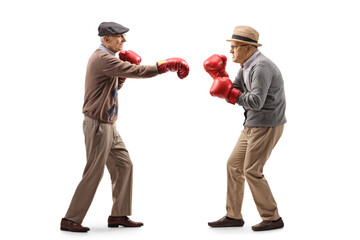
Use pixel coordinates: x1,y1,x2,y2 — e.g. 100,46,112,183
106,125,133,217
64,117,113,224
243,125,284,221
226,129,248,219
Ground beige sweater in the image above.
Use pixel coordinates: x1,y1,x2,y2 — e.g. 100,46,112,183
82,49,159,124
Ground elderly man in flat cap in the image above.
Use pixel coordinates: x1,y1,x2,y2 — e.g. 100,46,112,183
60,22,189,232
204,26,286,231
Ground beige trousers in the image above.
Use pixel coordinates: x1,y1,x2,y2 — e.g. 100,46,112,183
226,125,284,221
65,117,133,224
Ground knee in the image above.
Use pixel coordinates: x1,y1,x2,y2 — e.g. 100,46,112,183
244,167,263,180
122,152,133,169
126,160,133,171
119,156,133,172
227,159,235,171
227,160,244,175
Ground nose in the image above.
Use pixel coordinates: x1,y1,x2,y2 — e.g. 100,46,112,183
121,35,126,42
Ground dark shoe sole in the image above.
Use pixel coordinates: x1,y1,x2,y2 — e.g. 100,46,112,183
252,225,284,231
108,224,119,228
108,224,143,228
208,224,244,228
208,222,245,227
60,227,89,232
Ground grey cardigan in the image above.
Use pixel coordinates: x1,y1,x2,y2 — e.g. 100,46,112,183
233,53,287,127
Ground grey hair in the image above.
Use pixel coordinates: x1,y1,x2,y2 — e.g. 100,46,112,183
100,36,105,43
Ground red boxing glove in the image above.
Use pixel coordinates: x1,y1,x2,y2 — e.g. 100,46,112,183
119,50,142,82
119,50,142,65
210,77,241,105
203,54,229,79
156,58,189,79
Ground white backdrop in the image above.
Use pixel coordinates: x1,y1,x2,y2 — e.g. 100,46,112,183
1,0,359,239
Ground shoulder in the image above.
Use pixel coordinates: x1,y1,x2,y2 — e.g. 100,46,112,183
90,49,115,60
91,49,120,65
252,53,272,67
251,53,280,75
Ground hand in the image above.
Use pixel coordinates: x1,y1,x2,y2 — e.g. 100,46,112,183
156,58,189,79
203,54,229,79
210,77,241,104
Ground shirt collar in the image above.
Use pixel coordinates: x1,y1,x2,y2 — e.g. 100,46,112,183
243,51,260,69
99,44,115,55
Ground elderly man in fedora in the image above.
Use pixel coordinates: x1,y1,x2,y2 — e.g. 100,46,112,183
60,22,189,232
204,26,286,231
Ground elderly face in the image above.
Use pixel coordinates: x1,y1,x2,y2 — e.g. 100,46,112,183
230,41,255,65
104,34,126,53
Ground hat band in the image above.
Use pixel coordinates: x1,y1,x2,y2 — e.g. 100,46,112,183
232,34,257,43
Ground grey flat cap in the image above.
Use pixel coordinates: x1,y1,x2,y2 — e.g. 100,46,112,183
98,22,129,36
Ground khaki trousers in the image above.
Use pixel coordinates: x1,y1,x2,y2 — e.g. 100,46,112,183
65,117,133,224
226,125,284,221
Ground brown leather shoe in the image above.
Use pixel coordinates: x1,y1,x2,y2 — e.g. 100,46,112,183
108,216,143,227
60,218,90,232
208,216,245,227
252,217,284,231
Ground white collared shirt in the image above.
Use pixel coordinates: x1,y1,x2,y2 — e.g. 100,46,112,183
242,51,260,87
98,44,115,55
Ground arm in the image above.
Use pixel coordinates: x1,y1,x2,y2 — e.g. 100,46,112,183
237,64,272,110
121,51,190,80
102,54,189,79
233,69,245,92
102,54,159,79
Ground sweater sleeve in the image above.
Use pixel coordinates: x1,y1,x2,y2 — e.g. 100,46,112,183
237,64,272,111
101,53,159,79
233,69,245,92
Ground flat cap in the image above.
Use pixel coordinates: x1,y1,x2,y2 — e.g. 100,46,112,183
98,22,129,36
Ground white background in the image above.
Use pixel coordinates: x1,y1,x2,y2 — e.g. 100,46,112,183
1,0,359,239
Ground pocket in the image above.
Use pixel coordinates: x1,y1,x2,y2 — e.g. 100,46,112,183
248,126,267,136
245,127,253,135
83,120,89,132
94,122,101,135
